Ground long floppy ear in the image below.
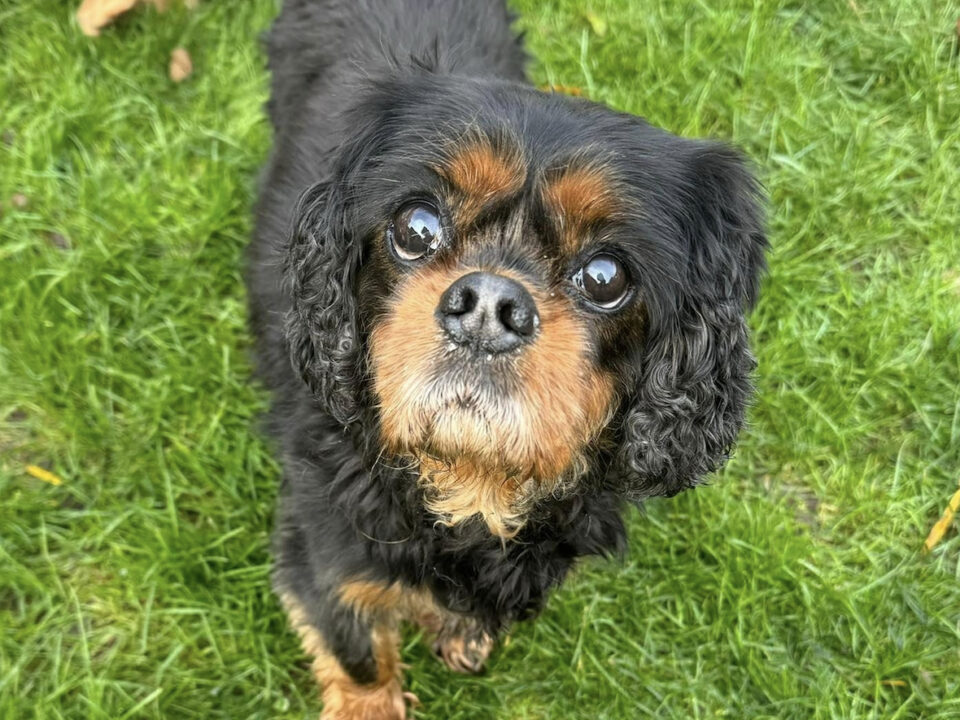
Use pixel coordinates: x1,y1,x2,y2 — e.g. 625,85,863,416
283,176,364,425
614,144,767,499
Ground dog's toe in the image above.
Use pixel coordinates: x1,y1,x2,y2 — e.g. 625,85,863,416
432,632,494,674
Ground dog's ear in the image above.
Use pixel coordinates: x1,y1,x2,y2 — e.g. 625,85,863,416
284,176,364,424
612,144,767,500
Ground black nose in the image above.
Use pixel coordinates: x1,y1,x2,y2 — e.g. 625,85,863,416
437,271,539,354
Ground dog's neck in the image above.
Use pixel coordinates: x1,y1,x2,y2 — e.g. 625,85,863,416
413,453,587,538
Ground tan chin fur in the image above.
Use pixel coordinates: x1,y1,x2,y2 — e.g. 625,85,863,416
370,264,615,537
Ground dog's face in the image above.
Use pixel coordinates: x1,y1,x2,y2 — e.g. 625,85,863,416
285,75,766,535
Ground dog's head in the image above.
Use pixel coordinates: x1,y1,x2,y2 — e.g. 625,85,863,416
285,74,766,536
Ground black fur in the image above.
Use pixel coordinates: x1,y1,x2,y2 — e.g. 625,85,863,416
248,0,767,699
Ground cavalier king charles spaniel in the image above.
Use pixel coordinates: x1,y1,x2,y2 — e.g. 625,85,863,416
248,0,767,716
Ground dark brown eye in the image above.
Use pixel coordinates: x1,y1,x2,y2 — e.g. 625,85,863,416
573,254,630,309
389,202,443,261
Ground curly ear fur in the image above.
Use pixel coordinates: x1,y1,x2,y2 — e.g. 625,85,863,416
614,145,767,499
284,179,364,425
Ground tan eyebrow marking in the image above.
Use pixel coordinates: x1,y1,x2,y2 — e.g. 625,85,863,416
542,165,620,253
437,136,526,224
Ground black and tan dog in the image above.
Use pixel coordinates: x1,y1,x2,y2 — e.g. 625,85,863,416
248,0,767,716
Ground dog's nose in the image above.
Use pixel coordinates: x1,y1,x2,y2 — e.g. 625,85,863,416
437,271,539,354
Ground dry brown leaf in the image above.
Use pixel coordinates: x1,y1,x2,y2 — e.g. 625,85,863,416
10,193,28,209
169,47,192,82
924,482,960,551
76,0,138,36
47,231,71,250
881,679,907,688
26,464,63,486
77,0,198,37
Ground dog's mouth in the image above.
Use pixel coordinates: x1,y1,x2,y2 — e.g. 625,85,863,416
374,345,614,481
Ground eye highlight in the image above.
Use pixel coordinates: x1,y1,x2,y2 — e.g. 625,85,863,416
572,254,630,309
388,202,443,261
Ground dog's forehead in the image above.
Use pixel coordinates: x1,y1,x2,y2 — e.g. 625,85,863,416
428,128,627,255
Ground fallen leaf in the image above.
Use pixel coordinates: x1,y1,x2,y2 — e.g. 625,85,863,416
47,232,71,250
943,270,960,297
10,193,28,209
76,0,139,37
26,464,63,486
924,482,960,551
881,679,907,688
584,11,607,37
169,47,192,82
539,83,584,97
76,0,197,37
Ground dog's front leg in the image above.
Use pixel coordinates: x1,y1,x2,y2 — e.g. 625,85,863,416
279,586,409,720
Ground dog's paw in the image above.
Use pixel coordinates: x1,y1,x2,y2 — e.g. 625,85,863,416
320,678,412,720
432,631,495,674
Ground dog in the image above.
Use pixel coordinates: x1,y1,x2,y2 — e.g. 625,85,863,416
248,1,767,716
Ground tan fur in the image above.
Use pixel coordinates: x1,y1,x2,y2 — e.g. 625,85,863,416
543,166,620,253
336,579,495,674
370,263,616,537
337,579,442,621
337,580,407,616
438,136,526,224
281,593,407,720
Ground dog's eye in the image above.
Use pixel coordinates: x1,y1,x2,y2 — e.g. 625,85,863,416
573,254,630,309
389,202,443,261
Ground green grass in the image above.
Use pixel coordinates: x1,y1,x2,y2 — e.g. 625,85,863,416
1,0,959,717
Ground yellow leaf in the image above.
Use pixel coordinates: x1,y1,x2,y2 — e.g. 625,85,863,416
538,83,584,97
924,484,960,551
584,11,607,37
26,464,63,486
169,47,193,83
881,679,907,688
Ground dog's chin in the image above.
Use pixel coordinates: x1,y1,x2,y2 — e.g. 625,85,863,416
387,372,538,472
389,379,570,537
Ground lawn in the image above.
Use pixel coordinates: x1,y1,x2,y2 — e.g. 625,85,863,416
1,0,959,718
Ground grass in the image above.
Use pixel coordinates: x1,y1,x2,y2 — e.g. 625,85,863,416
1,0,959,717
